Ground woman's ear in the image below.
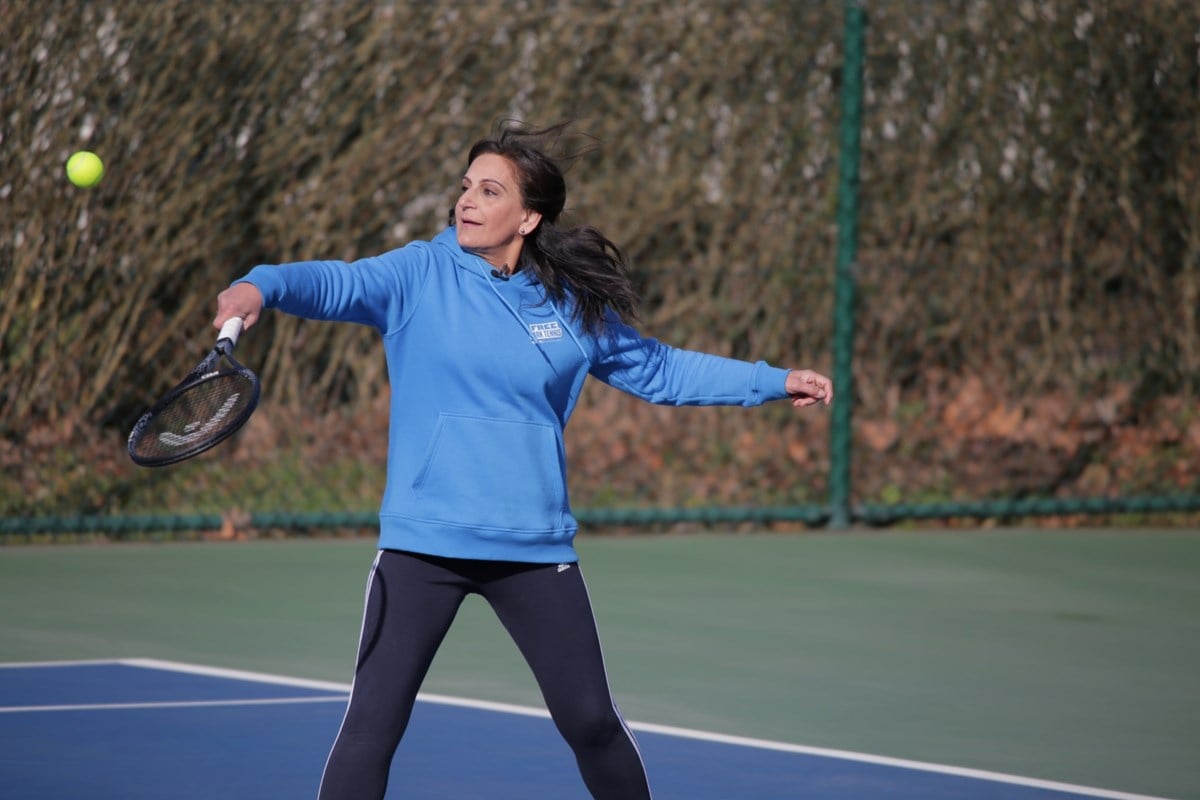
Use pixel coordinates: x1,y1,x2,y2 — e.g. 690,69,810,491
520,210,543,236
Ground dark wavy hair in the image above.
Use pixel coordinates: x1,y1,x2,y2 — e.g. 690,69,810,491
450,121,639,335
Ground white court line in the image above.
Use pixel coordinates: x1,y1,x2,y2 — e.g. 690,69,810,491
0,658,1175,800
0,696,348,714
0,658,132,669
121,657,352,693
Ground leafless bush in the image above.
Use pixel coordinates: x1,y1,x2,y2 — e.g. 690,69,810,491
3,0,1197,515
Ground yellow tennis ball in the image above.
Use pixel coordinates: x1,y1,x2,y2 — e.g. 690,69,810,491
66,151,104,188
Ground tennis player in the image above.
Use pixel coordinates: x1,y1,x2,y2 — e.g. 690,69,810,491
214,121,832,800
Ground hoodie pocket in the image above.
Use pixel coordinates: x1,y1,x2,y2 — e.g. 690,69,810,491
411,413,566,531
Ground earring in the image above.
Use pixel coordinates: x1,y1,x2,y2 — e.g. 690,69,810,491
519,227,526,235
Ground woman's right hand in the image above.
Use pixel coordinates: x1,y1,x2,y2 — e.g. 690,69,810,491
213,282,264,332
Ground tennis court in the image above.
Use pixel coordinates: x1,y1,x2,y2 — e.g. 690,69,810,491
1,530,1195,799
0,658,1169,800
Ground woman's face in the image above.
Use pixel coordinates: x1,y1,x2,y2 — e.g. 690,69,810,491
455,153,538,269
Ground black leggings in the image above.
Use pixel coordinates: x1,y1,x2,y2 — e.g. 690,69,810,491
317,549,653,800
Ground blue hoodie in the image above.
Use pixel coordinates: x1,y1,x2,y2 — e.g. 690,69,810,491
238,227,793,563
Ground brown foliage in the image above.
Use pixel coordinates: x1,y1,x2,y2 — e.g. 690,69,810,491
3,0,1199,520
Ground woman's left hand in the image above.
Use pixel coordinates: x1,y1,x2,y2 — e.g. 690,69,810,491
785,369,833,408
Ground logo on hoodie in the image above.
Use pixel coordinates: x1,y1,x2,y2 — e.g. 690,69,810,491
529,321,564,342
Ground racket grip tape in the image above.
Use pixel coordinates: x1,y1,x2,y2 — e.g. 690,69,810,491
217,317,245,346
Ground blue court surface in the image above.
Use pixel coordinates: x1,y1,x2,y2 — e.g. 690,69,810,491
0,659,1170,800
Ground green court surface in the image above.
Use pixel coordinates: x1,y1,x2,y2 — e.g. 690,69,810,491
1,528,1197,799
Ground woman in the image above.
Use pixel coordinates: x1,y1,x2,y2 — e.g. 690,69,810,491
214,121,832,800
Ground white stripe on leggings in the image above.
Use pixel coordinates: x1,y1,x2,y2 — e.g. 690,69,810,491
315,549,383,799
577,565,655,799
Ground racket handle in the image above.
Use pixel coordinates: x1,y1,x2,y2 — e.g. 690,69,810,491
217,317,245,347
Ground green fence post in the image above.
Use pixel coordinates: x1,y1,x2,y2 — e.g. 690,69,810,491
829,0,866,529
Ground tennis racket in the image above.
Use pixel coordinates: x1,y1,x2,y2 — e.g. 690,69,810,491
127,317,261,467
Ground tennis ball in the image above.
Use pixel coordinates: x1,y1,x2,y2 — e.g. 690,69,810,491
66,151,104,188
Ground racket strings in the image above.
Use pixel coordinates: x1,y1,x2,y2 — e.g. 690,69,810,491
130,372,258,460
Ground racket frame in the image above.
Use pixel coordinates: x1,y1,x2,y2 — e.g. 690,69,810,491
126,318,261,467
